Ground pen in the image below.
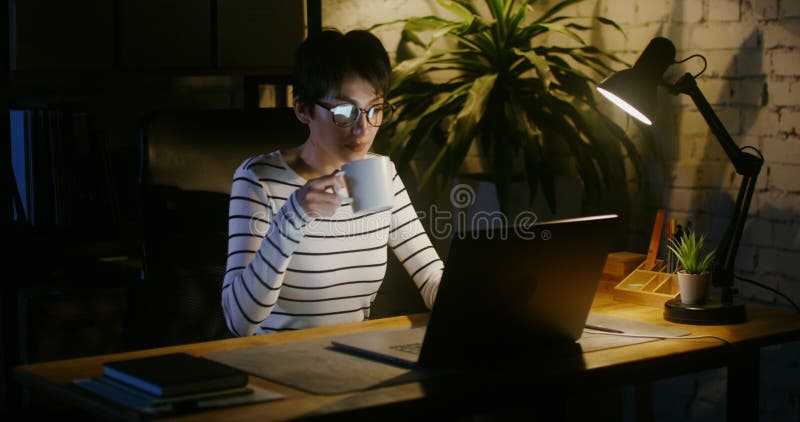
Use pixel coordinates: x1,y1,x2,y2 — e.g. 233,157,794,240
585,324,624,334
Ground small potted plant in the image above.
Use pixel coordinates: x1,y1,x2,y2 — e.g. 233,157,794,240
667,229,716,305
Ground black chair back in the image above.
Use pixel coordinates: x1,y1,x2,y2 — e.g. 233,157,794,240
130,108,305,348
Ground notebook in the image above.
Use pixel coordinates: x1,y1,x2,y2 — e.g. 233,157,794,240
331,214,619,368
103,352,249,397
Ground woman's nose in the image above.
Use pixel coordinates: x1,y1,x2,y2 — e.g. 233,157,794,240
351,111,369,135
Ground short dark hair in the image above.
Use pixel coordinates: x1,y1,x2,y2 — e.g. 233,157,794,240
292,29,392,116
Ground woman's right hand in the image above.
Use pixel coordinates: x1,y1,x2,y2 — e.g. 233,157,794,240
295,173,346,218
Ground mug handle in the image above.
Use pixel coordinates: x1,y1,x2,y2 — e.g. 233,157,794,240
333,170,353,204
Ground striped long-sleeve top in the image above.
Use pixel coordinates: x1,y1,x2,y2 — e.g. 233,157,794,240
221,150,443,336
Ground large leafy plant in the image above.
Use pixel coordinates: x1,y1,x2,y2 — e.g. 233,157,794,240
375,0,643,213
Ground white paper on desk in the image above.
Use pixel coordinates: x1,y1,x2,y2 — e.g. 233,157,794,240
579,313,691,352
204,337,437,395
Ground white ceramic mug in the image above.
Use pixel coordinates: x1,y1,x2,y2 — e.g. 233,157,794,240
336,156,394,215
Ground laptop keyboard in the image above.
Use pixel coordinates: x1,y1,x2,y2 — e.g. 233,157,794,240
389,342,422,355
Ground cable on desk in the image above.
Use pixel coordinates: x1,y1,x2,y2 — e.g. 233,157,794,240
735,275,800,312
584,329,731,345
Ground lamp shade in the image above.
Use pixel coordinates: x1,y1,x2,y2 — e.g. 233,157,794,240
597,37,677,125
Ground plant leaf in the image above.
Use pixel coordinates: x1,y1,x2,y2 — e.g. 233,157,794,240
436,0,476,21
595,16,627,38
534,0,583,24
420,73,498,186
513,48,551,89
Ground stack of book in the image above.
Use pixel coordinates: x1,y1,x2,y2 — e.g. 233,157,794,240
74,352,280,415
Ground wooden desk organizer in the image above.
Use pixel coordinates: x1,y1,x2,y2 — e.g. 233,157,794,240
613,259,679,307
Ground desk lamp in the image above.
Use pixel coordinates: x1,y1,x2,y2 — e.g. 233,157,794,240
596,37,763,324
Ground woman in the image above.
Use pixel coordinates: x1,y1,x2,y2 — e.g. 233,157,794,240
222,29,443,336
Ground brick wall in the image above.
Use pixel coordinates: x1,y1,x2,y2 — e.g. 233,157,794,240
581,0,800,311
322,0,799,420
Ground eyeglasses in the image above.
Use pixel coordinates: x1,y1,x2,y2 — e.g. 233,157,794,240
315,101,395,127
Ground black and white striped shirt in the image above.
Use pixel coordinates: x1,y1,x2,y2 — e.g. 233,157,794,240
222,151,443,336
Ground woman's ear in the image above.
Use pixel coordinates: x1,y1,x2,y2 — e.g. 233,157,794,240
293,97,311,125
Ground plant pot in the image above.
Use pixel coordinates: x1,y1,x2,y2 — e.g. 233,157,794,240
677,271,710,305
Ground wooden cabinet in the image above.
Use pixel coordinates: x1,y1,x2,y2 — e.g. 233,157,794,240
10,0,114,70
9,0,308,74
119,0,212,69
218,0,305,71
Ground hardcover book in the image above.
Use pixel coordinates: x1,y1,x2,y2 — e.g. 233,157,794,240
103,352,248,397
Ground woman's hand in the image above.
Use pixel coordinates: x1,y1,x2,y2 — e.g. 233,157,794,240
295,172,346,218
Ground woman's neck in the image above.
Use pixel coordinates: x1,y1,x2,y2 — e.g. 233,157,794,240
284,141,343,180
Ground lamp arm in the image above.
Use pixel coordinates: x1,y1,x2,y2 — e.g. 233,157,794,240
670,73,764,303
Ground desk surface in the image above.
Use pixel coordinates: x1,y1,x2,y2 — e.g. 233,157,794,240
14,292,800,421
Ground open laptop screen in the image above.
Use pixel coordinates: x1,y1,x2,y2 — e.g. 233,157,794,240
418,214,618,367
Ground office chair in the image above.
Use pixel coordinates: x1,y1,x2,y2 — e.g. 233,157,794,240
132,108,304,349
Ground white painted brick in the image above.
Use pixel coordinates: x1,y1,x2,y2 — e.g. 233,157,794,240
707,213,730,242
757,191,800,220
742,217,774,246
672,0,705,23
715,163,747,190
625,25,663,52
709,0,742,22
669,160,702,187
637,0,671,23
780,0,800,18
702,135,737,163
717,107,743,135
769,49,800,76
696,78,734,104
733,79,767,106
736,48,768,76
605,0,638,25
710,189,738,217
760,248,800,277
682,214,714,237
768,163,800,191
742,109,781,136
691,23,759,50
748,0,779,20
590,25,628,54
763,136,800,163
665,210,695,229
776,280,800,310
666,187,711,211
704,50,738,77
572,1,598,17
768,80,798,107
779,110,800,135
773,221,800,249
672,134,695,160
679,109,712,136
734,244,758,272
762,23,800,48
742,273,783,302
661,25,694,53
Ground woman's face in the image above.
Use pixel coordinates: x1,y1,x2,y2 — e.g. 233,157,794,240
306,74,383,165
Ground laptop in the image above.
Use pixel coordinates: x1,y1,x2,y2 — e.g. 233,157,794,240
331,214,619,368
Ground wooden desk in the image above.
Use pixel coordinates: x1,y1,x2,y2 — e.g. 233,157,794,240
13,292,800,421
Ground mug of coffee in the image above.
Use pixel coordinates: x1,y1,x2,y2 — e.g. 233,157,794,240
336,156,394,215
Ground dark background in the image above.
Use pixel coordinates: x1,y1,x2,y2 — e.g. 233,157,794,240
0,0,391,416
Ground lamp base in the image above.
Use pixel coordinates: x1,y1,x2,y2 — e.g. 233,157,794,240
663,296,747,325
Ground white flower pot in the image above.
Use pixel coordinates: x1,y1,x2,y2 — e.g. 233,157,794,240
678,271,710,305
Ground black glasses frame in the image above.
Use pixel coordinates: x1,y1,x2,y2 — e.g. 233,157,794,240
315,101,395,127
